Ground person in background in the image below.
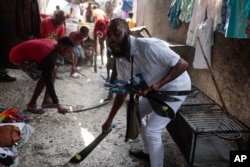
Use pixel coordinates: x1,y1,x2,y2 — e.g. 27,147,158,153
102,18,191,167
40,10,66,41
126,11,136,29
121,0,133,19
70,3,82,21
53,5,60,16
9,37,74,114
93,19,109,66
69,26,89,78
104,0,113,20
80,4,84,17
0,68,16,82
112,1,122,19
92,6,106,23
39,10,66,106
85,2,93,22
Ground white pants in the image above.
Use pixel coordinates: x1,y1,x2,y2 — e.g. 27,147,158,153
139,97,171,167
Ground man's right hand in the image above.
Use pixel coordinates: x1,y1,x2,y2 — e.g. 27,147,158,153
102,118,112,133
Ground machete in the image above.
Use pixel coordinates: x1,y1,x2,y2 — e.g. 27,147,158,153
68,124,115,164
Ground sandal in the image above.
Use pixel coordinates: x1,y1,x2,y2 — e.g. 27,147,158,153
26,105,45,114
70,72,80,79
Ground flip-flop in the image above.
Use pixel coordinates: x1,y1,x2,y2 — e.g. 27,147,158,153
26,105,45,114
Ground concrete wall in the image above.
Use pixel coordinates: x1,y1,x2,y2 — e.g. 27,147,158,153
140,0,250,127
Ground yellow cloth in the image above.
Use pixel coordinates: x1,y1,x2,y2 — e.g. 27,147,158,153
126,18,136,29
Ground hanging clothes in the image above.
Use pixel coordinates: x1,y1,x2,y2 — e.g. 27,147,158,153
244,0,250,36
207,0,223,31
216,0,229,34
225,0,250,38
16,0,41,40
193,19,214,69
168,0,182,29
186,0,208,46
136,0,145,26
179,0,195,23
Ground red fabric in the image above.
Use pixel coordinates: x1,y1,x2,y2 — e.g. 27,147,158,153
86,6,92,16
9,39,56,64
40,18,65,40
40,13,50,20
94,19,110,37
69,31,83,45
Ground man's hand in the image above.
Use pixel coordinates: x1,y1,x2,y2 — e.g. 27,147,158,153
137,83,160,97
102,118,113,133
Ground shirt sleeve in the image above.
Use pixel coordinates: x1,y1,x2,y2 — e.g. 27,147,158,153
147,40,180,67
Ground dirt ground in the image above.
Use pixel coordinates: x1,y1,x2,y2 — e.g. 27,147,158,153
0,57,188,167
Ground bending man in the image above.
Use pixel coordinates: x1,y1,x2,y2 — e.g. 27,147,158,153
9,37,74,114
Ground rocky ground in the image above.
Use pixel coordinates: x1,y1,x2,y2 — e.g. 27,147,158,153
0,57,188,167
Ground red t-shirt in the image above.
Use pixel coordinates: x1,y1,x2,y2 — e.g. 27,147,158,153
69,31,84,45
9,39,56,64
40,18,65,40
94,19,109,38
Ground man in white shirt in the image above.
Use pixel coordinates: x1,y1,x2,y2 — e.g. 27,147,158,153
102,18,191,167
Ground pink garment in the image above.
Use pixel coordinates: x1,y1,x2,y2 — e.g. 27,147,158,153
86,5,92,16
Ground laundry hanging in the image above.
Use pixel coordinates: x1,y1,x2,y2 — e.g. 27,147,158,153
225,0,250,38
168,0,182,29
193,19,214,69
186,0,208,46
179,0,195,23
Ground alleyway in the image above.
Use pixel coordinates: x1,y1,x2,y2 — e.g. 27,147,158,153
0,57,188,167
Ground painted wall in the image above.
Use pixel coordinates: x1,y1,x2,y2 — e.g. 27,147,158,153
140,0,250,127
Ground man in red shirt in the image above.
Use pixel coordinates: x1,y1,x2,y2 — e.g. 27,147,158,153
69,26,89,78
40,10,66,40
94,19,109,66
9,37,74,114
40,10,66,106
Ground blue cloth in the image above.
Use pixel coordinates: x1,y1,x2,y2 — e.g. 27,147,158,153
168,0,182,29
121,0,133,12
73,44,85,60
216,0,228,34
225,0,250,38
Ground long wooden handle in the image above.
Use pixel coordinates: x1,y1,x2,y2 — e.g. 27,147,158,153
197,37,227,110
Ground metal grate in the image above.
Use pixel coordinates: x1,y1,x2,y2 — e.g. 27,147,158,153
179,106,250,139
182,85,215,106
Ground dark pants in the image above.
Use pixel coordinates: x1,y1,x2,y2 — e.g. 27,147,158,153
0,68,7,77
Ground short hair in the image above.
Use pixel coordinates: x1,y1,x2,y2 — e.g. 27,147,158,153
58,37,74,47
54,10,65,19
80,26,89,34
128,11,133,17
109,18,129,30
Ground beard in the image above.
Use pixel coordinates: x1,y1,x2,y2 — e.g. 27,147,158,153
109,35,129,58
